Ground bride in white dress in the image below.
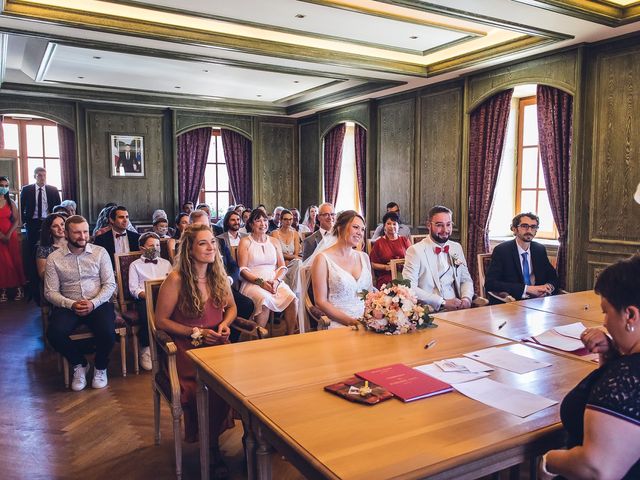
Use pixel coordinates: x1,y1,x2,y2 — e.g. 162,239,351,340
310,210,373,329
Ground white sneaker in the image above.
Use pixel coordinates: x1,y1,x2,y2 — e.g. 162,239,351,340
139,346,152,371
92,368,108,389
71,363,88,391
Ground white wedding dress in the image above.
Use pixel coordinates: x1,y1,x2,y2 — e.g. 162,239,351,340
320,251,373,329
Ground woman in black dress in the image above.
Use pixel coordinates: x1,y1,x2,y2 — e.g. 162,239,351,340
539,255,640,480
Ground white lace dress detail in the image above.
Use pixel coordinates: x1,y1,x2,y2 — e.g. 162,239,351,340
322,251,373,329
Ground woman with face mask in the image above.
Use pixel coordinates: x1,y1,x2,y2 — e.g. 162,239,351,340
0,176,26,302
128,232,172,370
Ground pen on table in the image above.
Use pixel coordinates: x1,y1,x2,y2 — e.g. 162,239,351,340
498,321,507,329
424,339,437,350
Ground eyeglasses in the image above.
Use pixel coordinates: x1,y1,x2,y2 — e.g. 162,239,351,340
517,224,539,230
319,213,336,218
281,217,293,222
430,222,454,229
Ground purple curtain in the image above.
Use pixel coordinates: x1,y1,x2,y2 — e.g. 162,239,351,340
221,128,252,206
177,127,211,207
323,123,346,205
354,124,367,214
57,125,78,202
468,89,514,291
0,115,4,149
537,85,572,288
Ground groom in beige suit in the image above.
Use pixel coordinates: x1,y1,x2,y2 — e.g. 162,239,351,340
403,205,474,312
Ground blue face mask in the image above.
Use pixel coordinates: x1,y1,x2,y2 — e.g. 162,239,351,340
0,187,9,195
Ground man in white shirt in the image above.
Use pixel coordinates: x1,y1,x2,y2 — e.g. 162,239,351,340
45,215,116,391
371,202,412,241
128,232,172,370
403,205,474,312
302,202,336,260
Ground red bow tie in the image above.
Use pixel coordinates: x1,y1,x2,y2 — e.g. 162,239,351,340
115,232,127,238
144,259,158,264
434,245,449,254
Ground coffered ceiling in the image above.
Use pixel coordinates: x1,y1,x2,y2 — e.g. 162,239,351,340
1,0,639,117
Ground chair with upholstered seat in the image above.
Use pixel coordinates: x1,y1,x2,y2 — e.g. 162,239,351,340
299,267,331,332
390,259,405,281
477,253,516,303
115,251,144,374
410,234,428,244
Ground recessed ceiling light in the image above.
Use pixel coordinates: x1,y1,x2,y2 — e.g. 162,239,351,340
92,56,102,59
77,76,84,79
293,80,300,84
203,69,209,73
410,36,418,40
256,94,262,98
174,86,181,89
295,13,306,18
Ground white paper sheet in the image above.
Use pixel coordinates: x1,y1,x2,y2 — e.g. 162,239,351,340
553,322,586,339
464,347,551,374
531,330,585,352
434,357,494,373
453,378,558,417
414,364,490,384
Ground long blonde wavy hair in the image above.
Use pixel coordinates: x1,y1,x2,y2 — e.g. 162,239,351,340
174,224,230,318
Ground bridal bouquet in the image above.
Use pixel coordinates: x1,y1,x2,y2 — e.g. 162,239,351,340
358,279,436,335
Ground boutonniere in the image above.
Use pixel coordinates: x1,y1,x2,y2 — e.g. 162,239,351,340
450,252,463,267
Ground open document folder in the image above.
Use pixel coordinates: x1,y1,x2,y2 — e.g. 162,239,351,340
526,322,590,354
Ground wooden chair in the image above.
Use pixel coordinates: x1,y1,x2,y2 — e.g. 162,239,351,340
159,238,170,261
144,279,184,479
115,251,144,374
390,259,405,281
365,239,373,254
410,234,428,244
136,224,154,233
476,253,516,303
299,267,331,332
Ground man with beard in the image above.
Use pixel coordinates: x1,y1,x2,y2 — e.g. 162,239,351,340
403,205,474,312
370,202,412,241
217,210,248,249
44,215,116,391
485,212,558,304
94,205,140,269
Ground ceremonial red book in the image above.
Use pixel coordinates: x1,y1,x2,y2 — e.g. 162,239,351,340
355,363,453,403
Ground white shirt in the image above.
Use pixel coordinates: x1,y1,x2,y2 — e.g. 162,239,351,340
297,224,311,233
128,257,172,299
33,184,49,219
516,242,533,298
319,228,329,237
113,230,131,255
228,232,241,247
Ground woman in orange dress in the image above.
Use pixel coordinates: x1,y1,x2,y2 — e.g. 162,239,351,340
0,176,26,302
155,224,237,475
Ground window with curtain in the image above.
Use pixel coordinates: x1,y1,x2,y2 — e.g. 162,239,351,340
333,122,361,213
488,88,558,240
199,129,232,220
1,116,63,197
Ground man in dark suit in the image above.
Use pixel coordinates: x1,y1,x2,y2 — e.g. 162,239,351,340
485,212,559,304
302,202,335,260
116,145,141,173
94,205,140,268
20,167,62,251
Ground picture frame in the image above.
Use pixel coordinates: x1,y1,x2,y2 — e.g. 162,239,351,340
110,134,145,178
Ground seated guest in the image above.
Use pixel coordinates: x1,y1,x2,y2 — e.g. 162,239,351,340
189,209,210,228
59,199,77,216
155,224,235,469
238,209,297,334
217,210,247,249
196,203,211,217
403,205,474,312
271,209,302,293
239,208,252,233
167,212,190,264
233,204,244,216
36,213,67,280
539,255,640,480
52,205,70,218
93,203,117,237
302,202,336,261
152,217,172,238
152,209,167,224
291,208,310,233
45,215,116,391
268,206,284,233
302,205,319,233
128,232,172,371
485,212,559,304
371,202,412,241
181,201,194,215
0,176,26,302
370,211,412,289
311,210,372,328
214,205,233,234
94,205,140,269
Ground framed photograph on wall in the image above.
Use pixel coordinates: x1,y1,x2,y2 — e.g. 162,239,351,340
110,134,145,177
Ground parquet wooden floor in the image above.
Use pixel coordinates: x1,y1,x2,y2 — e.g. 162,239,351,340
0,300,306,480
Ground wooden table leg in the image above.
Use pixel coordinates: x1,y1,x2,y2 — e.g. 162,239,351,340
255,424,273,480
242,418,257,480
196,375,210,480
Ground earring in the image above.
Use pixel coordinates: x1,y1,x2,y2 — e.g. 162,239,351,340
626,323,635,333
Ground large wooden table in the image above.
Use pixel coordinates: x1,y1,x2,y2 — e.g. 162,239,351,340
514,290,603,324
188,302,598,479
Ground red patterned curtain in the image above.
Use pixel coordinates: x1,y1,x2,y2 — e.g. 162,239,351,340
177,127,211,207
468,89,514,290
537,85,572,288
57,125,78,202
323,123,346,205
221,128,253,206
354,124,367,214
